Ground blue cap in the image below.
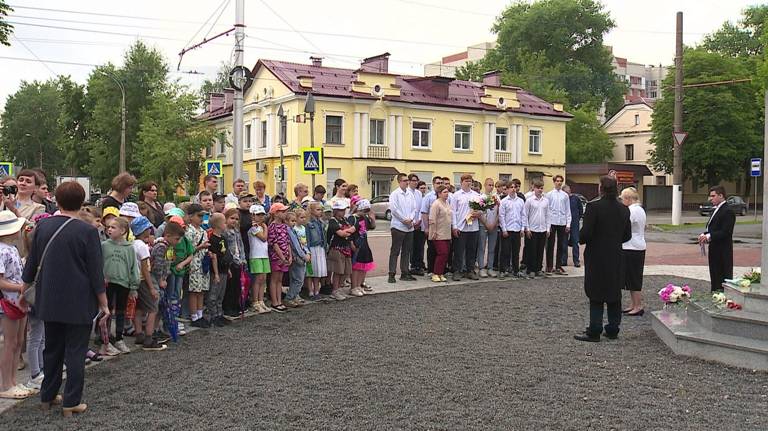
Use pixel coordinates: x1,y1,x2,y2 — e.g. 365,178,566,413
130,216,154,237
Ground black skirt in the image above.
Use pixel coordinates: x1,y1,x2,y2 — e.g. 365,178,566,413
622,249,645,291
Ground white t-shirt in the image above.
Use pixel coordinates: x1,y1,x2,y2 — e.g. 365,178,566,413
133,240,151,279
248,226,269,259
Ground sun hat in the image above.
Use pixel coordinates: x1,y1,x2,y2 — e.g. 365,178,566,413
224,202,238,210
322,203,333,213
0,210,26,237
249,204,266,215
268,202,288,214
238,191,254,200
102,206,120,219
350,195,361,206
168,215,186,227
130,216,154,237
166,207,185,218
331,200,349,211
163,202,177,213
356,199,371,211
119,202,142,218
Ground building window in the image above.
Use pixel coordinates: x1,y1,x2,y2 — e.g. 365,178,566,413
325,115,343,145
279,119,287,146
656,176,666,185
370,119,385,146
454,124,471,150
260,120,267,148
650,91,658,98
495,127,508,152
625,144,634,161
245,124,251,150
412,121,431,149
326,168,340,195
219,136,226,155
634,114,640,126
528,129,541,154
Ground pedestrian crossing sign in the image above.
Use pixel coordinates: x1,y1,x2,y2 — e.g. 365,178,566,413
0,162,11,177
205,159,223,178
301,148,324,174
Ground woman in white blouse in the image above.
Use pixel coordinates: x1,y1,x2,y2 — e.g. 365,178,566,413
620,187,646,316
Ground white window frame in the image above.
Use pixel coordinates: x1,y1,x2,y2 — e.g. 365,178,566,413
244,124,252,150
260,120,267,149
454,123,472,151
495,127,508,152
528,128,542,154
625,144,634,161
325,114,344,145
411,120,431,150
326,168,341,194
634,114,640,126
370,119,386,146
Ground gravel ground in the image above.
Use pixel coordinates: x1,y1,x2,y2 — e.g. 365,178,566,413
1,275,767,430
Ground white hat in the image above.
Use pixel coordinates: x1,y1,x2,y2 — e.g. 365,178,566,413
249,204,266,215
331,200,349,210
119,202,142,218
162,202,177,213
356,199,371,211
301,196,314,204
0,210,26,237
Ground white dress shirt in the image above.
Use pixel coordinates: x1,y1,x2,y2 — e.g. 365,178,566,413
451,188,480,232
705,200,726,240
622,203,646,251
389,187,417,233
409,187,423,228
420,190,437,234
525,195,550,233
546,188,572,227
499,194,527,232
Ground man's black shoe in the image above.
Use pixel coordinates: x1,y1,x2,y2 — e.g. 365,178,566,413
603,332,618,340
410,269,425,276
400,274,417,281
388,274,396,283
574,333,600,342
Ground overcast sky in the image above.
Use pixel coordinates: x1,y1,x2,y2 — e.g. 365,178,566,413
0,0,761,111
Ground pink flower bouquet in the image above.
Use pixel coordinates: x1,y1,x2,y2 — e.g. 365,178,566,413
658,283,691,304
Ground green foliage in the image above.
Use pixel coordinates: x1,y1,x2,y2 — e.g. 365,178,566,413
136,84,216,199
648,48,762,186
57,76,90,175
702,5,768,58
199,61,234,105
565,106,614,163
454,61,485,82
0,0,13,47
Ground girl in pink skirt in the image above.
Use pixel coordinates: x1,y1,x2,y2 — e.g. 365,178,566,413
267,203,291,312
347,199,376,297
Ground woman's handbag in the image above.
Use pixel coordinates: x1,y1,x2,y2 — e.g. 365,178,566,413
0,296,26,320
22,218,75,306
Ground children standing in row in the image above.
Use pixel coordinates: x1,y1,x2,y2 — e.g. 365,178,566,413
286,211,309,308
185,204,210,328
327,201,355,301
222,208,246,317
206,213,232,327
247,205,271,314
150,220,186,341
306,202,327,300
267,203,290,312
130,217,166,351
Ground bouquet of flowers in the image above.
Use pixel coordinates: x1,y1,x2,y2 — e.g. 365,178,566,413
658,283,691,305
742,267,761,285
712,292,727,305
466,194,499,225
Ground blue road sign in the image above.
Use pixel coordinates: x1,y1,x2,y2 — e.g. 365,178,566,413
301,148,324,174
751,158,761,177
0,162,11,177
205,159,223,178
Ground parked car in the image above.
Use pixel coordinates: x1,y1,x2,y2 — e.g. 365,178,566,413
699,195,748,216
370,195,391,220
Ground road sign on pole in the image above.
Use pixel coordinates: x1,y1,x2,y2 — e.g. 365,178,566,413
301,148,324,174
672,131,688,146
0,162,12,177
751,158,762,177
205,159,223,178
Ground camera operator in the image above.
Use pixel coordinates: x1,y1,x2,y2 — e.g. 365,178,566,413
0,177,21,217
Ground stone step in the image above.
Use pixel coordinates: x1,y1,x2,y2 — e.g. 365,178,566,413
723,282,768,315
651,309,768,371
686,300,768,341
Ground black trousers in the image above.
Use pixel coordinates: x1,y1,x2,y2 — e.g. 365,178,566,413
41,322,91,408
222,264,242,314
526,232,547,273
521,235,530,269
410,229,426,271
546,224,568,270
587,301,621,337
426,240,437,273
708,244,733,292
452,230,479,274
499,231,521,274
106,283,129,341
389,228,413,275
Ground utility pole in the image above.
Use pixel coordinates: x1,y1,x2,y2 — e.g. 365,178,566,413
304,92,316,190
278,104,286,196
762,90,768,277
672,11,684,225
232,0,245,182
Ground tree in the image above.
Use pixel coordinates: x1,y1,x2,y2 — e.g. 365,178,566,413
199,61,234,106
136,84,217,199
0,0,13,47
455,61,484,82
702,5,768,58
566,107,614,163
57,76,90,175
0,80,66,173
648,48,762,187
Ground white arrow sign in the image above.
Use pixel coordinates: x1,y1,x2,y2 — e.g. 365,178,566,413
673,132,688,146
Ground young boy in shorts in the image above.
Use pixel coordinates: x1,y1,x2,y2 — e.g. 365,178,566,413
130,217,167,351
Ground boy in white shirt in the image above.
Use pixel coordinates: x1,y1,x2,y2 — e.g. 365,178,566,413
498,181,527,279
524,180,550,277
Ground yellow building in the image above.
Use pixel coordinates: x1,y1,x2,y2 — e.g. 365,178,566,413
200,54,572,197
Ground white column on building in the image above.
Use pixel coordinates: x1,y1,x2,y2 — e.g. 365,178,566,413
266,113,275,158
249,118,257,158
483,122,491,163
353,112,361,158
516,125,523,162
395,115,403,159
510,123,518,164
361,113,369,158
388,115,396,159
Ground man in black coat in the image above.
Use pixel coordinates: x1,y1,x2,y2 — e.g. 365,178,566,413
698,186,735,292
574,176,631,342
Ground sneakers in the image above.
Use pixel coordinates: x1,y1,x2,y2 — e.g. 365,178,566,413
400,274,417,281
330,291,347,301
191,318,211,328
499,272,508,280
431,274,442,282
257,301,272,314
535,271,545,277
487,269,497,277
113,340,131,354
452,273,462,281
388,274,396,283
25,373,44,390
363,285,374,293
142,339,168,351
556,268,568,275
439,275,447,282
479,269,488,278
467,271,479,280
348,287,364,297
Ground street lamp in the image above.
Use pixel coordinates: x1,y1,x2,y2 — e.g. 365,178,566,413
277,104,287,196
99,70,127,173
303,93,316,189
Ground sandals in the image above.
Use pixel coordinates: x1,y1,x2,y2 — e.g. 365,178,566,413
86,350,103,362
0,385,34,399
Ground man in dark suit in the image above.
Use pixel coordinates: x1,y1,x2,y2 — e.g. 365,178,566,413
698,186,735,292
575,176,631,342
564,185,584,267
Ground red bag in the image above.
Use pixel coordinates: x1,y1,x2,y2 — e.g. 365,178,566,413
125,295,136,320
0,298,26,320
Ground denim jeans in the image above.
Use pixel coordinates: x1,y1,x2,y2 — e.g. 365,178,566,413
287,262,306,300
569,221,580,265
205,273,228,319
587,301,621,337
477,225,498,270
27,316,45,377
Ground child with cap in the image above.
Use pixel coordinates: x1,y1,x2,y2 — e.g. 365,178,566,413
100,206,121,241
119,202,142,241
247,204,271,314
327,200,356,301
150,220,186,341
168,215,194,335
348,199,376,296
185,203,211,328
156,207,185,238
205,213,232,327
267,203,290,312
130,216,166,351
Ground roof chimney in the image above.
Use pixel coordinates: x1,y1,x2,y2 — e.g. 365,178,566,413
482,70,501,87
310,56,323,67
208,92,226,112
360,52,390,73
223,88,234,109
